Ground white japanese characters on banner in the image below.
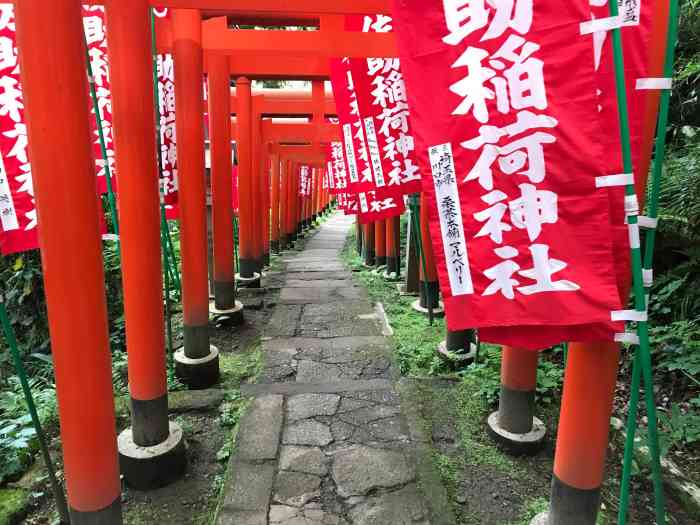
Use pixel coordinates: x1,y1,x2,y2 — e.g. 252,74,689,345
154,7,179,218
0,4,36,254
83,5,115,192
350,14,422,196
328,141,347,193
393,0,624,348
0,4,116,253
429,143,473,296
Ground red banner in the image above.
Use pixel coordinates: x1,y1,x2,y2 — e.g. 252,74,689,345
347,15,422,197
83,5,115,195
393,0,625,347
154,8,179,220
329,57,405,223
0,4,37,254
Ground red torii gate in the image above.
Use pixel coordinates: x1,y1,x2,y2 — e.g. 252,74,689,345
14,1,632,524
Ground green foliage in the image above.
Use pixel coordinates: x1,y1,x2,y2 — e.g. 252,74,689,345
650,320,700,378
0,376,56,485
658,402,700,456
0,254,49,378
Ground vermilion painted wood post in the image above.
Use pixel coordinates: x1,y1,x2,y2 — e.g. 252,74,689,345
208,54,237,309
261,145,271,265
15,0,122,520
280,158,290,248
235,77,260,287
105,0,186,489
294,166,302,236
172,8,220,388
537,342,620,524
385,216,400,277
271,152,281,253
363,222,375,266
415,193,442,315
251,106,264,271
487,347,546,455
375,219,386,267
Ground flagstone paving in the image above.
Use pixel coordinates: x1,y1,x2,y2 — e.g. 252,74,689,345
216,213,454,525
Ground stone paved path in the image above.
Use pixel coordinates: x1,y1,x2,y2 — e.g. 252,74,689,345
217,213,453,525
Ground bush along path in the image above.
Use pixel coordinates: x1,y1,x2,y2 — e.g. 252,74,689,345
215,212,455,525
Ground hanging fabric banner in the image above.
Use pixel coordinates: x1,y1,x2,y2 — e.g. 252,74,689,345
0,4,36,254
346,14,423,197
0,4,113,254
83,5,115,195
154,7,179,220
392,0,624,344
481,0,662,349
327,141,348,195
329,57,405,223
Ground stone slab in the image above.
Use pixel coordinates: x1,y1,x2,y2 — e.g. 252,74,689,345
283,420,333,447
237,395,284,461
220,460,276,511
331,445,415,497
242,379,393,396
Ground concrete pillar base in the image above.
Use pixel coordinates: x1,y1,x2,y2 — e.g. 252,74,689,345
209,299,244,325
235,271,261,289
411,299,445,318
118,421,187,490
70,497,122,525
437,340,477,366
174,345,220,389
271,240,280,253
375,256,387,267
486,411,546,456
263,252,270,267
530,512,549,525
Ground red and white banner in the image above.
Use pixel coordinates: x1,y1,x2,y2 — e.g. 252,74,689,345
83,5,115,195
0,4,179,253
393,0,625,347
299,165,312,197
0,4,36,254
329,57,405,223
0,4,114,254
154,7,179,219
347,15,422,197
326,141,348,195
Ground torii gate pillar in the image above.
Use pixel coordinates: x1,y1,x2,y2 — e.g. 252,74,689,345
105,0,186,489
172,8,220,388
15,0,122,521
208,53,244,321
235,77,261,287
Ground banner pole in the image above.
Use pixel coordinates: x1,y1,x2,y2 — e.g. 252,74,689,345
151,9,175,355
84,33,119,241
617,0,680,523
607,0,667,522
409,193,434,325
0,295,70,525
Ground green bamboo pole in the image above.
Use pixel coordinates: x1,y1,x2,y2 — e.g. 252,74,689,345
84,41,119,240
150,9,174,356
233,213,240,271
408,194,434,325
643,0,680,291
607,0,668,522
618,1,680,523
0,295,70,524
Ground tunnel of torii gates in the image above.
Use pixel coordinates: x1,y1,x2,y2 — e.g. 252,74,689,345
10,0,648,524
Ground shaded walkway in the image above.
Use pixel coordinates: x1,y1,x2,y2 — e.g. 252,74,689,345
216,213,453,525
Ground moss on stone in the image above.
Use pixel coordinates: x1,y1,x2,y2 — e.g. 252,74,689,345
0,488,29,525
